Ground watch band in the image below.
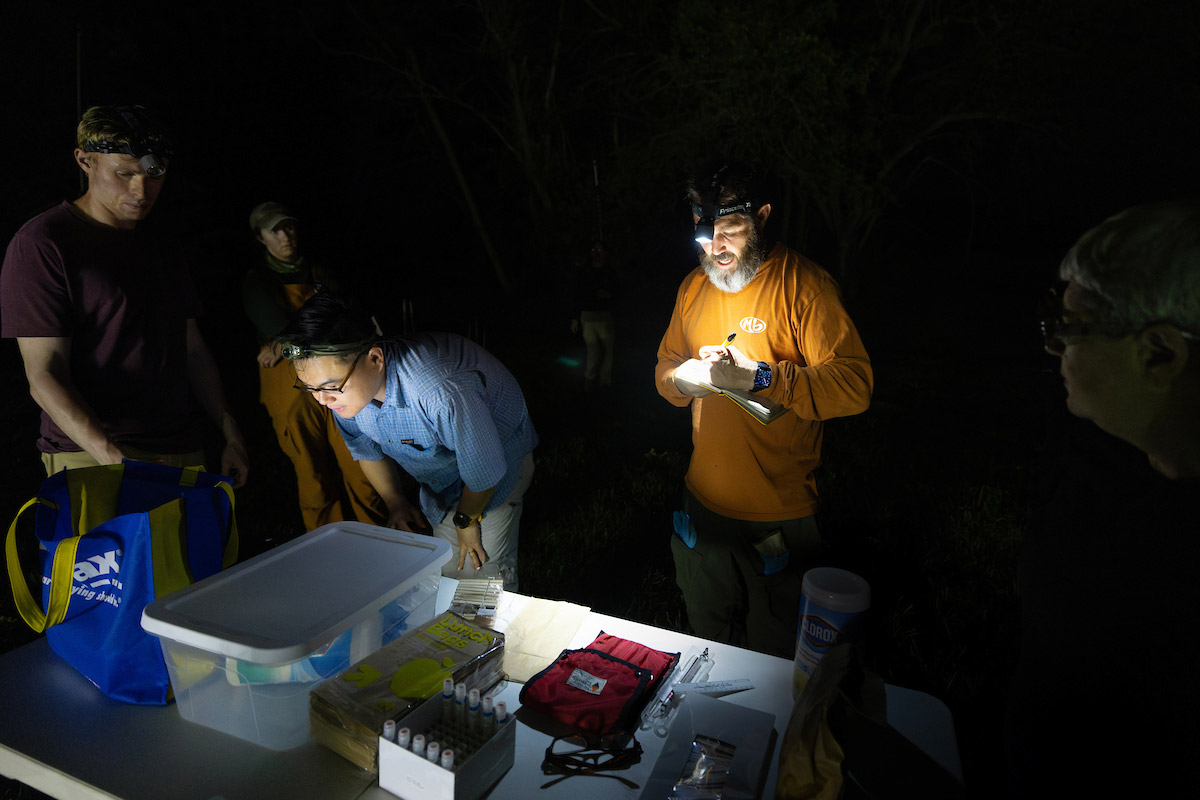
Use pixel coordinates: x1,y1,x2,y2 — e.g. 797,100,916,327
751,361,772,393
453,511,481,529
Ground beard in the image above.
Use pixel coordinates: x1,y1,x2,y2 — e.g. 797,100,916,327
701,225,767,293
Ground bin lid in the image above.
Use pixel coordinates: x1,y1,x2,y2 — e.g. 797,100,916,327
141,522,451,664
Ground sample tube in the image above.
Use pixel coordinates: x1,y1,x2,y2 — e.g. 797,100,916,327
396,727,411,750
481,695,495,736
454,682,467,724
440,748,455,771
412,733,426,755
467,687,481,732
441,677,455,723
495,701,508,725
426,740,440,762
382,719,396,742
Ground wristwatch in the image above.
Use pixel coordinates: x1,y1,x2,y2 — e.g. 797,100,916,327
453,511,481,529
751,361,772,393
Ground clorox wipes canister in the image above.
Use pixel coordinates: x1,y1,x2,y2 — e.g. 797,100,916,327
793,567,871,698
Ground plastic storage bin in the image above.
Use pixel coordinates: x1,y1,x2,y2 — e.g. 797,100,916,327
141,522,451,750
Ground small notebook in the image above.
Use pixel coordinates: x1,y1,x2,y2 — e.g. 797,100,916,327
698,382,788,425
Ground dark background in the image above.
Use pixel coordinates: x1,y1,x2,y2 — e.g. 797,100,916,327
2,1,1198,797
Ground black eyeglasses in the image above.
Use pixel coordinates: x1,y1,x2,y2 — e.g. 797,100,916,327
1038,288,1136,353
293,351,364,395
1039,287,1197,353
541,732,643,789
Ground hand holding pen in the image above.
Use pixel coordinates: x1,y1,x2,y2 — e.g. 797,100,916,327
698,332,737,362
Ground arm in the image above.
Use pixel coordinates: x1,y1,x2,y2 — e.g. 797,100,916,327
185,320,250,487
654,280,712,402
761,287,873,420
358,457,429,532
452,483,497,572
16,336,125,465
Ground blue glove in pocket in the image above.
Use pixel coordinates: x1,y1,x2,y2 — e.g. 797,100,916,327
672,511,698,549
753,528,790,576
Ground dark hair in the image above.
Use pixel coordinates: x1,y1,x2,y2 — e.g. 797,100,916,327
274,293,378,359
685,161,768,209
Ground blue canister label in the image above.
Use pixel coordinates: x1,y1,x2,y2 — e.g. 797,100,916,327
793,601,866,686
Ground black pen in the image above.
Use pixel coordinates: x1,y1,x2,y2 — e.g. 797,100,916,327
722,332,737,348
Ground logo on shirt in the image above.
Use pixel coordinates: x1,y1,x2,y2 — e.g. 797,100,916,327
740,316,766,334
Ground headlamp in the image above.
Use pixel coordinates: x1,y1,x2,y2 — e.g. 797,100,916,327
279,339,376,360
81,106,173,177
692,165,756,244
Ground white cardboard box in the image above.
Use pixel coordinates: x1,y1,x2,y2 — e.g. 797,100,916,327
141,522,451,750
378,692,515,800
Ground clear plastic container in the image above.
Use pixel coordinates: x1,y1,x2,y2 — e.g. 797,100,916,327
142,522,451,749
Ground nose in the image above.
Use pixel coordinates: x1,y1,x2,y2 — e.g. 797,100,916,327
313,390,336,406
1043,338,1065,356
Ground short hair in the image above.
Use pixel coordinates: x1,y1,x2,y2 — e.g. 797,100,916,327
76,105,170,152
1060,203,1200,335
685,161,769,212
275,293,378,361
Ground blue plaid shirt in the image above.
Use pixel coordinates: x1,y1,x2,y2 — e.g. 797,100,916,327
335,333,538,524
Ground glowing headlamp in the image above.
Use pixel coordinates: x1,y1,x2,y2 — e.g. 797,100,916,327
81,106,173,177
692,164,757,244
279,339,376,360
692,200,755,244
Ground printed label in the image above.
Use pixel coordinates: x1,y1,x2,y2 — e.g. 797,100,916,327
567,668,607,695
740,316,767,334
44,548,125,607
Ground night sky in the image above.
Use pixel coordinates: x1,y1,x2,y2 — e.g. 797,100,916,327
2,3,1198,794
4,1,1198,310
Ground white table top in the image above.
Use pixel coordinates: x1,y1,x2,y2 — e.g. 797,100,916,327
0,581,960,799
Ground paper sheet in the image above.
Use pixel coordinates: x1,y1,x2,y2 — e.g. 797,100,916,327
490,591,590,683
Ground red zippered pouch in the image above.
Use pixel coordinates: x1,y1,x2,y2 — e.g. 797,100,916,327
519,632,679,734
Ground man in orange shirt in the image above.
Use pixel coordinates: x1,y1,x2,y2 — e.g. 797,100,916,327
655,163,873,657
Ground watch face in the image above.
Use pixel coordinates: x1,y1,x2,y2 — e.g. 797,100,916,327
453,512,472,528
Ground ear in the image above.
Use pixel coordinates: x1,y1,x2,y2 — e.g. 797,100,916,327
755,203,772,230
366,345,386,370
73,148,93,174
1137,324,1190,387
255,231,266,245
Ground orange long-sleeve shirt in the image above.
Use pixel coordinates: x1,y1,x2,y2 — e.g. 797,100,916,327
655,243,873,521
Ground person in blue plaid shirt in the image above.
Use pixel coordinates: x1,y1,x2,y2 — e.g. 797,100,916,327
277,293,537,590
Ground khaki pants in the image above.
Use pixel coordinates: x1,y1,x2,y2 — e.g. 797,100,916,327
259,360,387,531
42,447,208,475
429,452,535,592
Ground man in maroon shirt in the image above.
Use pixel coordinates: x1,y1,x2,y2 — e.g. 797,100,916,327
0,105,248,485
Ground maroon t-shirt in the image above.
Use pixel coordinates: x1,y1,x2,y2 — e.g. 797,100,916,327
0,201,205,453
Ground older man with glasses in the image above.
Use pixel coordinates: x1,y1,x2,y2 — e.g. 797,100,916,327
277,293,538,590
1009,203,1200,798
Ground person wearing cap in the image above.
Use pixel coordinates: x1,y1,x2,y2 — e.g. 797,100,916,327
242,202,386,530
654,162,873,657
0,104,248,485
275,293,538,591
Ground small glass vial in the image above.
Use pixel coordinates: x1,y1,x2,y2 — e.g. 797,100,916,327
382,719,396,742
440,748,455,771
396,727,411,750
426,740,441,762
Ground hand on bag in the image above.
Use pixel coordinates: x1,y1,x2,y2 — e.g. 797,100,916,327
456,521,488,572
221,438,249,488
